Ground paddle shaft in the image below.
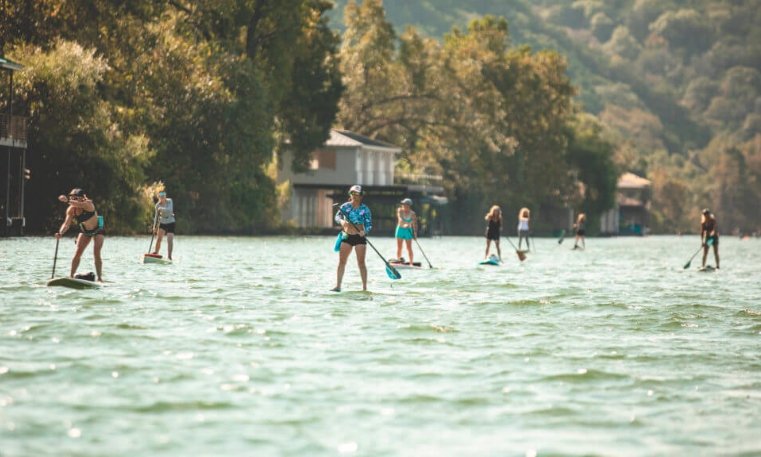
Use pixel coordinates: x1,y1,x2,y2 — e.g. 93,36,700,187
147,209,159,253
337,206,400,278
683,243,706,269
413,236,434,268
51,237,60,279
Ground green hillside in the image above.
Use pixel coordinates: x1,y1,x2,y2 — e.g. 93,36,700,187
329,0,761,233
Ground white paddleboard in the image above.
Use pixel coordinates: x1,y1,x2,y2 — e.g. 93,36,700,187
47,277,102,289
143,254,172,265
698,266,716,273
388,261,424,270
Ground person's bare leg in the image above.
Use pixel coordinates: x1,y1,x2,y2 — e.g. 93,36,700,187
93,234,104,281
485,239,491,258
154,230,163,254
71,234,90,277
396,237,403,260
405,239,413,264
495,240,502,261
702,244,708,267
167,233,174,260
714,244,720,268
356,245,368,291
335,243,352,290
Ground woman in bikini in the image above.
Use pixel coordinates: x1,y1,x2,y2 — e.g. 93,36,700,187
394,198,417,265
54,188,105,282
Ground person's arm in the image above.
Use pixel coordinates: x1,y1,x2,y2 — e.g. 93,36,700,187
362,206,372,236
335,204,349,231
56,206,76,239
412,212,418,237
64,197,95,212
397,207,403,226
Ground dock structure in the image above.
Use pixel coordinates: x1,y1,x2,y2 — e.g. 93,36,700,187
0,56,28,237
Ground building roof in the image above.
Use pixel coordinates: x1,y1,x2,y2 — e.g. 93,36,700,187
327,129,399,150
618,172,651,189
0,56,23,71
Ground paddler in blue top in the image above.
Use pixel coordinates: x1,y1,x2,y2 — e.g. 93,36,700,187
332,185,372,292
701,208,720,269
54,188,105,282
394,198,417,265
152,191,176,260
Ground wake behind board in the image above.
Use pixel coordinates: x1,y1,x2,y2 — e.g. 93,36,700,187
143,253,172,265
479,255,501,266
47,277,102,289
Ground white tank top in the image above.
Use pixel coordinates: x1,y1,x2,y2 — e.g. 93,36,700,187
518,218,529,231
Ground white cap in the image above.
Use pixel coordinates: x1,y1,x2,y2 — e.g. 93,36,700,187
349,185,362,194
401,198,412,206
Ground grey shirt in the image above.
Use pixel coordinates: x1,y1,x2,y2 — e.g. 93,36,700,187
156,199,175,224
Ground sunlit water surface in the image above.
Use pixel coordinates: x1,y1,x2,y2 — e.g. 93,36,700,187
1,235,760,456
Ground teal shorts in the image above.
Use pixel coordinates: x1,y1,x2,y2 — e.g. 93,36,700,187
395,226,414,240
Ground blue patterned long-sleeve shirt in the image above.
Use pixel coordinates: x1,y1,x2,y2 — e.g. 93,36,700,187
335,202,372,234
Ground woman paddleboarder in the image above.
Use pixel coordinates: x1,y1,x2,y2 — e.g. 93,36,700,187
484,205,502,261
701,208,720,269
54,188,105,282
517,207,531,251
573,213,586,250
394,198,417,265
333,185,373,292
152,191,176,260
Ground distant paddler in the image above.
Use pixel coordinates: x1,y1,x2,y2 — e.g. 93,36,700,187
517,207,531,251
54,188,105,282
573,213,586,250
333,185,372,292
484,205,502,261
394,198,417,265
701,208,720,269
152,191,176,260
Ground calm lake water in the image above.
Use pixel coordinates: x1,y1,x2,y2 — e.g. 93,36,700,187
1,235,759,456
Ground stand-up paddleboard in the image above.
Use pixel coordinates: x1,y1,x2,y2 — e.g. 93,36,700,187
479,255,501,266
388,260,424,270
143,253,172,265
698,265,716,273
47,277,102,289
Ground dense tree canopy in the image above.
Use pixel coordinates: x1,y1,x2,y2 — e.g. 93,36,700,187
2,0,342,233
331,0,761,233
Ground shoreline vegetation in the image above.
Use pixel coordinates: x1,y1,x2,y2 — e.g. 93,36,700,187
2,0,759,236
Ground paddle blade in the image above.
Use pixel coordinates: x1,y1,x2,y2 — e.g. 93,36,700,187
516,250,527,262
385,265,402,280
683,260,692,270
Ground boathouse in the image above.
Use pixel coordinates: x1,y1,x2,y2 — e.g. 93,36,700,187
278,129,446,235
600,172,652,236
0,56,28,237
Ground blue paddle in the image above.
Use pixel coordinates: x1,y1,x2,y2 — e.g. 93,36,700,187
335,205,401,280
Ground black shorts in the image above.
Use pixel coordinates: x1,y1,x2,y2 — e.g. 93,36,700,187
342,234,367,246
706,235,719,246
159,222,176,234
576,229,586,236
485,230,500,241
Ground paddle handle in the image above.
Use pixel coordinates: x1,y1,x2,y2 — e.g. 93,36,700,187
52,237,59,279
